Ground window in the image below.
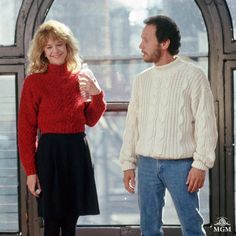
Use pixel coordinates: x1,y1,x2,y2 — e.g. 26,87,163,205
46,0,209,226
0,1,22,45
226,0,236,40
0,75,19,232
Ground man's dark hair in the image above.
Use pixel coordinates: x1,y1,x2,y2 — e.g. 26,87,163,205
144,15,181,55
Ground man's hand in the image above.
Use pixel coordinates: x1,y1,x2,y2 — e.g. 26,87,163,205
186,167,206,193
123,169,136,193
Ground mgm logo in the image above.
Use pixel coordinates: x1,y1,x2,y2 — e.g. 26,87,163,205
211,217,232,233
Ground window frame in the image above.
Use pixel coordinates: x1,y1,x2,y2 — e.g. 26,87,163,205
0,0,232,235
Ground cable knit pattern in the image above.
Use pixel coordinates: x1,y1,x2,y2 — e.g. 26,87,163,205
18,63,106,176
119,57,218,171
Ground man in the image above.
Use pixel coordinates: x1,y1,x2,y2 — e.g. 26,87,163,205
119,15,217,236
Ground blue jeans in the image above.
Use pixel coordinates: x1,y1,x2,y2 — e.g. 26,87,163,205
138,156,206,236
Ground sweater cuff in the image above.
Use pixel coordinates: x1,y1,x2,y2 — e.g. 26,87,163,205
91,90,105,103
191,160,208,171
192,151,215,170
121,161,137,171
23,163,36,176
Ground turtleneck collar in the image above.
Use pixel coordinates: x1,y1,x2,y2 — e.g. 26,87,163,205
154,56,182,72
47,63,70,75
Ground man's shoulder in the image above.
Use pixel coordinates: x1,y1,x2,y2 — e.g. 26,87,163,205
178,58,210,88
180,57,206,76
137,65,155,78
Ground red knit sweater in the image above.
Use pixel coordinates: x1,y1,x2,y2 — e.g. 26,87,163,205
18,63,106,176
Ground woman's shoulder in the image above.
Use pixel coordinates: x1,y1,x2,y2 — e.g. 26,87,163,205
25,72,43,79
25,72,46,83
23,72,46,90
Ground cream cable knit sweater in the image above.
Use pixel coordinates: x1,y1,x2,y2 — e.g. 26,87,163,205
119,57,218,171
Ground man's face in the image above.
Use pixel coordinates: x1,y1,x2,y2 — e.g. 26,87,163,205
139,24,162,63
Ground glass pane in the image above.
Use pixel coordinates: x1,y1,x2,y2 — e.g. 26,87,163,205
0,75,19,232
46,0,208,101
46,0,209,226
0,0,22,45
81,112,139,225
226,0,236,39
84,61,148,101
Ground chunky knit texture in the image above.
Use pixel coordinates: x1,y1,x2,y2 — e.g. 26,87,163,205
120,57,218,171
18,63,106,176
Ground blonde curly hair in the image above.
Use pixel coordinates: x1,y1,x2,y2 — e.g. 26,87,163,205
27,20,82,75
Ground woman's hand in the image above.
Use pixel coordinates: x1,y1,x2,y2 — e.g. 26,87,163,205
27,174,41,197
79,69,101,96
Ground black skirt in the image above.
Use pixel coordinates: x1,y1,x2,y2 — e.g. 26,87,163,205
36,133,99,218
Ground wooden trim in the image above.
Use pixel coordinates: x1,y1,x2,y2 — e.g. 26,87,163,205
224,61,236,235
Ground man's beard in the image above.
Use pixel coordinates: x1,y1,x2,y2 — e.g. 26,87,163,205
143,48,161,63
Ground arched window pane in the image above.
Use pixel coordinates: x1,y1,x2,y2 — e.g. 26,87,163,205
46,0,209,226
0,0,22,45
226,0,236,39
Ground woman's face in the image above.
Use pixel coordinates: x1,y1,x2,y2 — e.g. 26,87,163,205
44,38,67,65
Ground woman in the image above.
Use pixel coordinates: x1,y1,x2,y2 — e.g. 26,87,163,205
18,20,106,236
